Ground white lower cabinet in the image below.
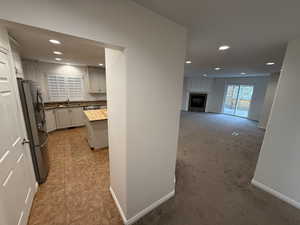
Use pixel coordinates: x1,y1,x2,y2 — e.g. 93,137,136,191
55,108,72,129
85,119,108,149
45,109,57,132
54,107,85,130
70,107,85,127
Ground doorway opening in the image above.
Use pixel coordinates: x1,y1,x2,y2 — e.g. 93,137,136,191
223,85,254,118
0,19,125,225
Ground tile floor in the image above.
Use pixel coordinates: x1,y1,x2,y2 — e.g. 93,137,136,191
27,127,122,225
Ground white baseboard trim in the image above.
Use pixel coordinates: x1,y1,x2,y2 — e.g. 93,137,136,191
126,190,175,225
109,187,127,224
251,179,300,209
257,125,266,130
110,186,175,225
34,182,39,192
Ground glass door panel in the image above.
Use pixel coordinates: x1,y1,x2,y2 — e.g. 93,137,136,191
235,85,254,117
223,85,254,118
223,85,239,115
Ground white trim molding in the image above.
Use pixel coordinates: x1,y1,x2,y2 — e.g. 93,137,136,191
109,187,127,223
34,182,39,193
110,186,175,225
257,125,266,130
251,179,300,209
126,190,175,225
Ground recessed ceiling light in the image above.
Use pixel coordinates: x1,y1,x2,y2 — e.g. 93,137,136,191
49,39,61,44
241,72,246,75
214,67,221,71
55,58,62,61
266,62,275,65
219,45,230,51
203,74,208,77
99,63,104,67
53,51,63,55
185,60,192,64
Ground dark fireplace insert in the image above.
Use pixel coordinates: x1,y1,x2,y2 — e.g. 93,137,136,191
188,93,207,112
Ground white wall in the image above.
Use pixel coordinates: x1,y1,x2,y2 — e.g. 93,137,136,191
126,37,184,219
0,1,186,223
22,59,106,102
105,48,128,217
258,73,280,129
182,76,269,121
206,78,226,113
209,76,269,121
253,39,300,209
181,76,214,111
181,78,188,110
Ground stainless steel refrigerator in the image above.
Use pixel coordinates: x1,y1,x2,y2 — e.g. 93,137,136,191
17,78,49,184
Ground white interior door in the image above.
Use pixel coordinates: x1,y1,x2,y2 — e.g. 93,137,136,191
0,49,36,225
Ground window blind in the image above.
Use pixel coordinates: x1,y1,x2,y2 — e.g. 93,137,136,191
47,74,83,101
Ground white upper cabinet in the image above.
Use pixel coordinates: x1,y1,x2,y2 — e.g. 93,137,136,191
87,66,106,94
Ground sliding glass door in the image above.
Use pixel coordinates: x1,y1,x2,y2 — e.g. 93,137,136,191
223,85,239,115
223,85,254,118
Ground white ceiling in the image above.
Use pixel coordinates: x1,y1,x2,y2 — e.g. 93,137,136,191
132,0,300,78
0,20,105,67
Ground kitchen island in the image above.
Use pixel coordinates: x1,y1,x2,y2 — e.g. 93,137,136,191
44,100,107,133
84,109,108,149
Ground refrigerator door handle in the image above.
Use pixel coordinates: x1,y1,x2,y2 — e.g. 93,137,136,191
36,91,46,123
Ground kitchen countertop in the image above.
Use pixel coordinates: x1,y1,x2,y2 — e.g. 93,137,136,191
84,109,108,122
44,100,106,110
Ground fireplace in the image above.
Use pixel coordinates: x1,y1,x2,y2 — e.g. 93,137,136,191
188,93,207,112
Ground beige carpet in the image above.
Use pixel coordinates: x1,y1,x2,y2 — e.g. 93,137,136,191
136,112,300,225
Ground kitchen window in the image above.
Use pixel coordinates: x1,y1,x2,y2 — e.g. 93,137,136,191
47,74,84,101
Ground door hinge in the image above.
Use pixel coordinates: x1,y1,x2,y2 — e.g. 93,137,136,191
22,138,30,145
